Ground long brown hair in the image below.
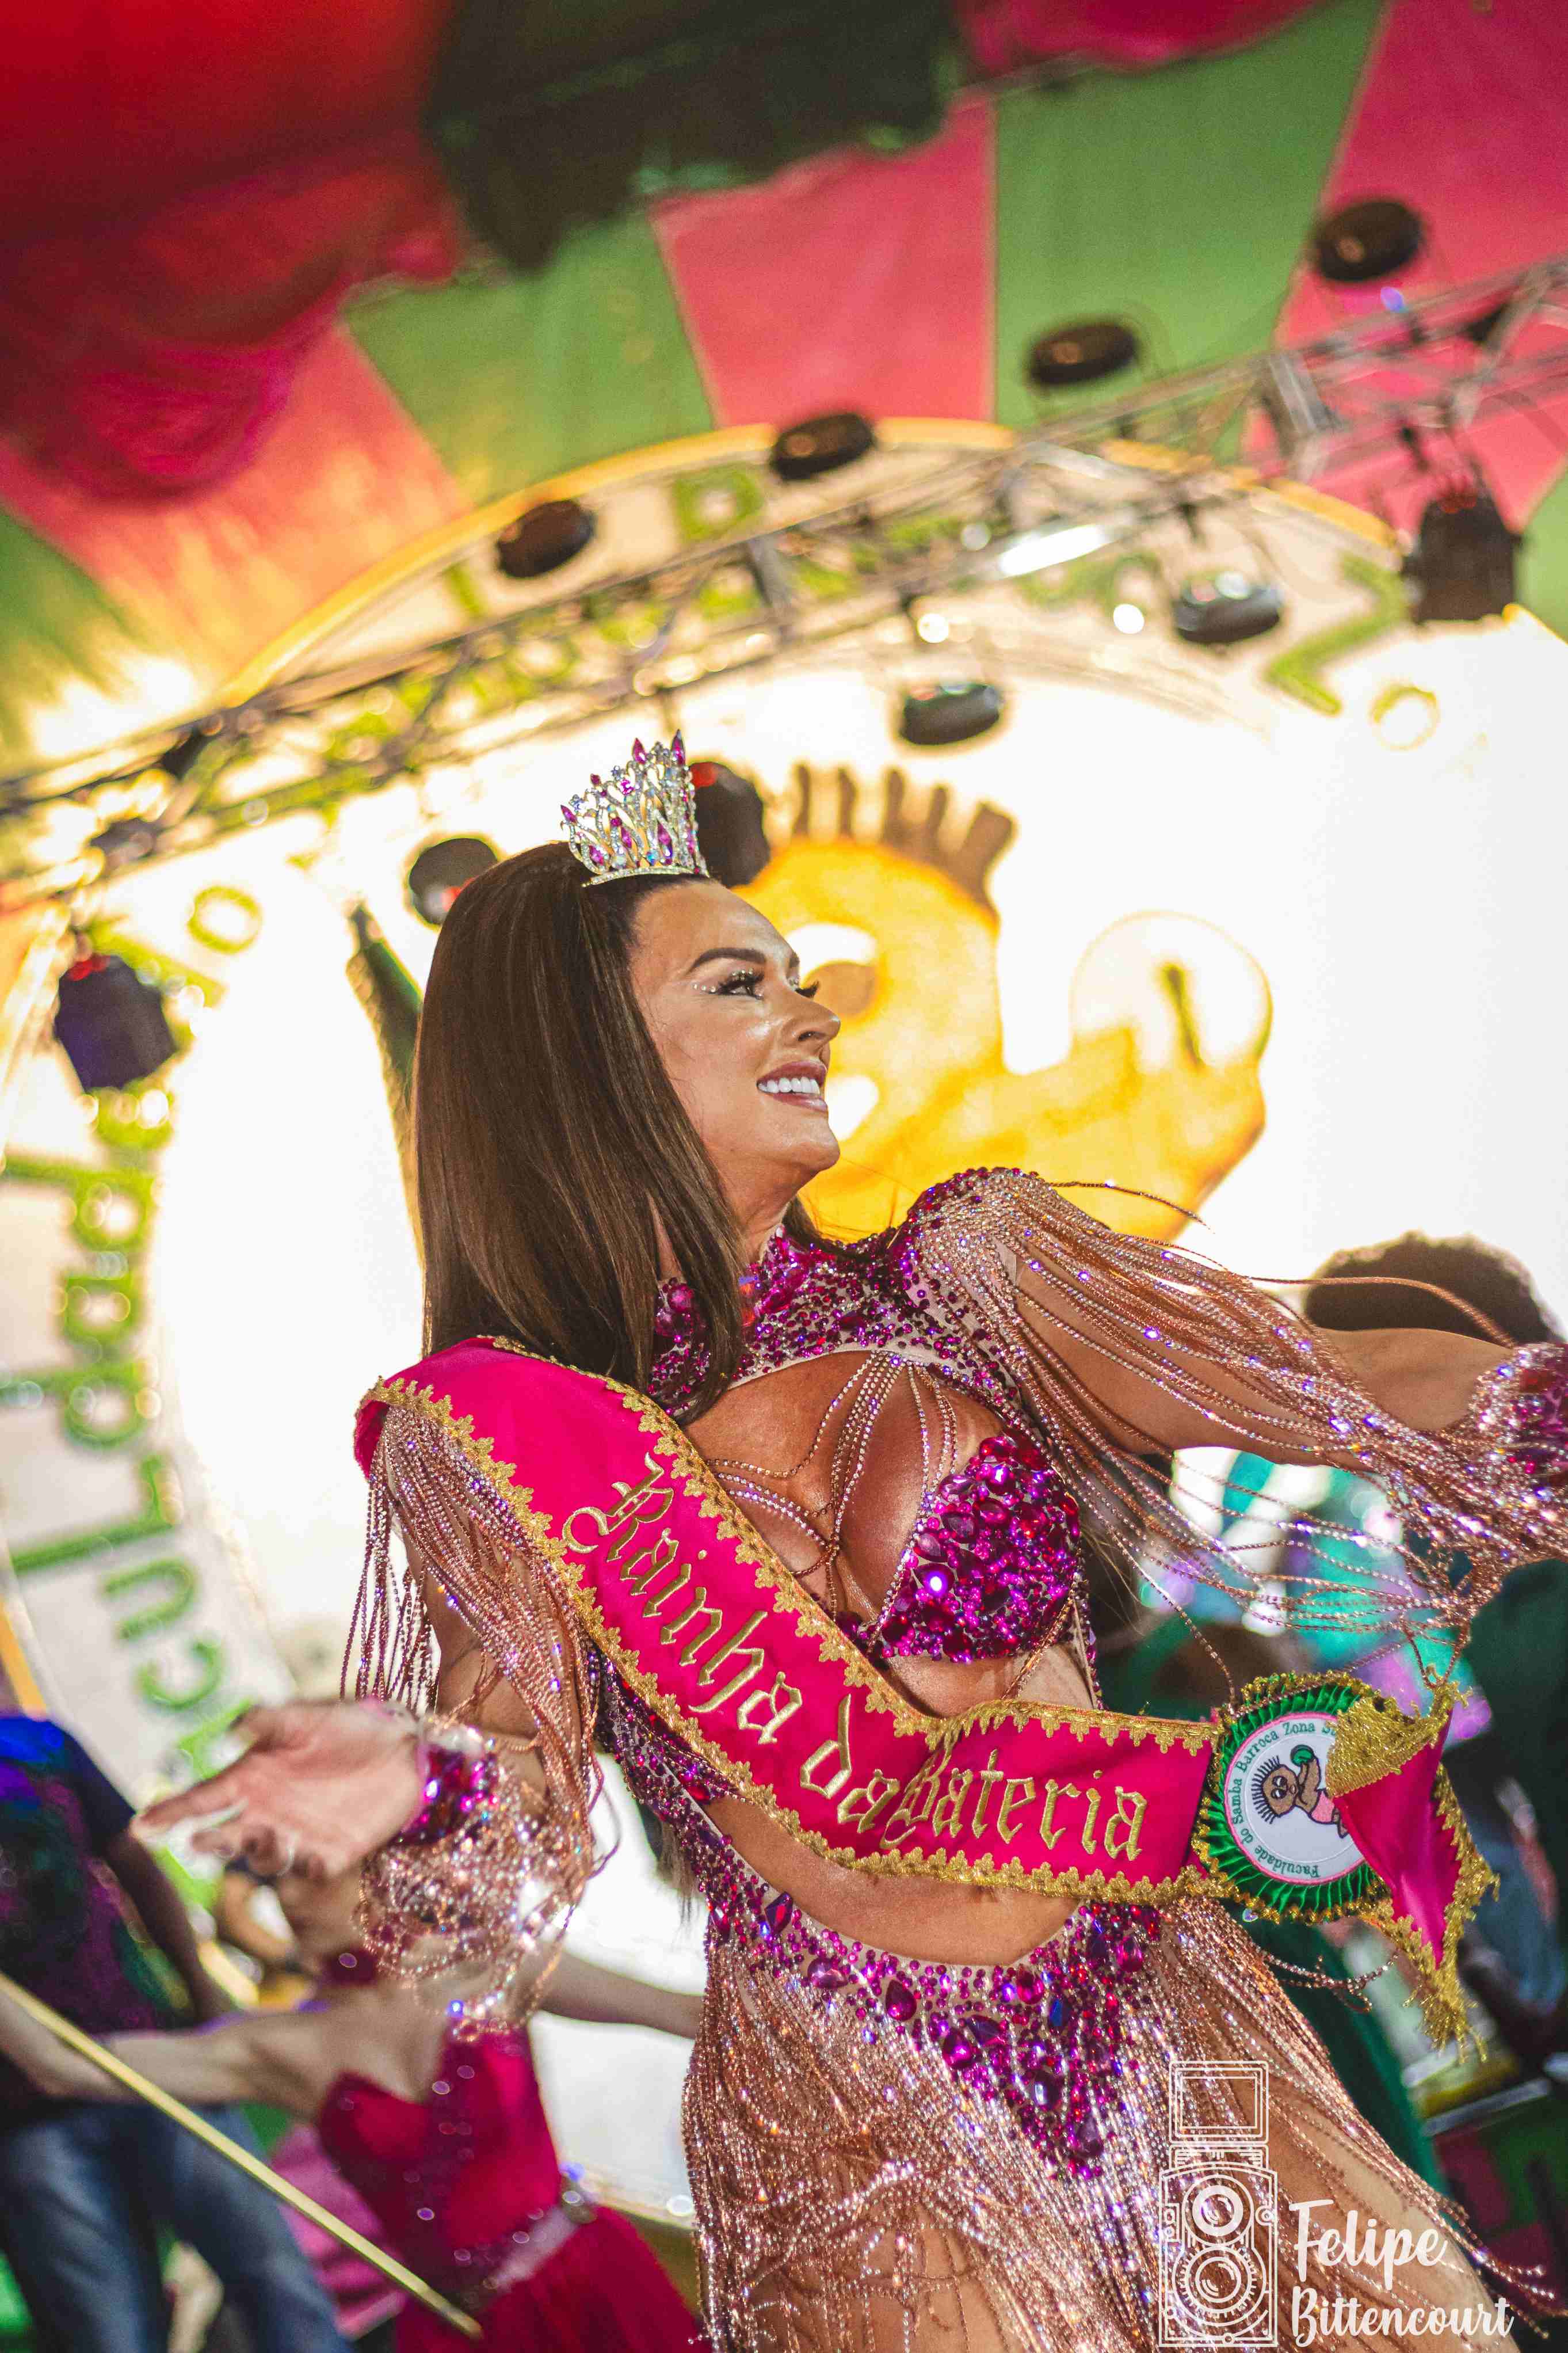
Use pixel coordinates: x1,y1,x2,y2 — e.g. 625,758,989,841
415,842,815,1412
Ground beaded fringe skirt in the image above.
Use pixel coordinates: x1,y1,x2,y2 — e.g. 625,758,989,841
684,1897,1532,2353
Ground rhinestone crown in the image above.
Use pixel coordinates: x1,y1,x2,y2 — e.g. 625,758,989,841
559,734,711,886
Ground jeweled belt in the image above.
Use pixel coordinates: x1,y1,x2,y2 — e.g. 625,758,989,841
460,2179,593,2314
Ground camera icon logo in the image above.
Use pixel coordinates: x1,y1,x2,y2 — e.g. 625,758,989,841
1158,2061,1278,2348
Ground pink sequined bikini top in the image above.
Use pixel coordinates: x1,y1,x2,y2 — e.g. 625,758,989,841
648,1196,1083,1667
859,1427,1079,1662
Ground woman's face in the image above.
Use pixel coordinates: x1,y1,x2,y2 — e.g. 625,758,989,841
630,881,841,1231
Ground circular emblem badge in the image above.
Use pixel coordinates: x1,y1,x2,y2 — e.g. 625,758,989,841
1196,1677,1382,1921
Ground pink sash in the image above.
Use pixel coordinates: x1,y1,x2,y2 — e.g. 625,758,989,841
356,1341,1492,2032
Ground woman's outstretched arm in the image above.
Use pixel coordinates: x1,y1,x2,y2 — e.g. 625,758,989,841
136,1511,593,1885
1016,1265,1508,1459
0,1991,333,2119
536,1950,702,2040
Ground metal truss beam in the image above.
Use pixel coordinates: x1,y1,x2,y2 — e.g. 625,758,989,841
4,254,1568,907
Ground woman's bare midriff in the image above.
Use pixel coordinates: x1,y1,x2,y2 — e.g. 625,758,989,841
685,1349,1096,1968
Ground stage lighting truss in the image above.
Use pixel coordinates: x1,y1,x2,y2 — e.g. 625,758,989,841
5,252,1568,908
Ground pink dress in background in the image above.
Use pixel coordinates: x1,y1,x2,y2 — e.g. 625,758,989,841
316,2032,705,2353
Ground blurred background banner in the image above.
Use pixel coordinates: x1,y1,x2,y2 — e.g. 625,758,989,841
0,894,291,1791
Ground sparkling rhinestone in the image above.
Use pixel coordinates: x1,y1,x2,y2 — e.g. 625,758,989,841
761,1892,795,1936
937,2024,978,2073
1020,2058,1063,2108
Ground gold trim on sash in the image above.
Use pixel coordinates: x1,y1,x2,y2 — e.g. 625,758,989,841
363,1366,1214,1905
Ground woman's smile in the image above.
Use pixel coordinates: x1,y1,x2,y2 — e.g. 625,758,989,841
757,1057,830,1111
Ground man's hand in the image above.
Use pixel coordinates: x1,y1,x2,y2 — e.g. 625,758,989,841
135,1701,425,1883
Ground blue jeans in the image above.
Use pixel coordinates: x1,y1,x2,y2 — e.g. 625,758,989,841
0,2101,348,2353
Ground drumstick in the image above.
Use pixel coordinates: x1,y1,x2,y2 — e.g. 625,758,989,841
0,1971,482,2341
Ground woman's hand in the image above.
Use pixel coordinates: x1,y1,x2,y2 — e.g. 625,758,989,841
135,1700,425,1883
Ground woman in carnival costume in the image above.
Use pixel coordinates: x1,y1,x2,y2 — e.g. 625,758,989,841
0,1863,705,2352
144,737,1568,2351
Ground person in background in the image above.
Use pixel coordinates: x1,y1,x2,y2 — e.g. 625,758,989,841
0,1860,709,2353
1305,1232,1568,2060
0,1685,349,2353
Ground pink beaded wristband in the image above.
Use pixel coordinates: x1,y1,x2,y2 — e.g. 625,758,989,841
392,1718,497,1848
1462,1342,1568,1491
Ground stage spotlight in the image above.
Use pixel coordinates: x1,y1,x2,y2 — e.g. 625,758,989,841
1403,479,1520,624
1027,319,1140,391
769,412,876,482
1172,571,1284,646
898,682,1005,747
690,760,771,887
54,950,177,1092
406,836,500,925
494,499,596,580
1311,199,1424,285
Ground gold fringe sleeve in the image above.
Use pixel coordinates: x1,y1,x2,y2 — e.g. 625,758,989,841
899,1169,1568,1653
348,1400,604,2030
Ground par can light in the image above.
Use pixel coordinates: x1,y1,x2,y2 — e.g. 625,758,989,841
898,682,1005,747
406,836,501,926
54,952,176,1092
769,412,876,482
495,500,597,580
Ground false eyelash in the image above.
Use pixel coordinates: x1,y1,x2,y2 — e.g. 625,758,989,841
706,972,821,1000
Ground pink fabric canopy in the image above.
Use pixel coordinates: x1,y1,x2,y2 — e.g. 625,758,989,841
0,0,1322,498
0,135,461,499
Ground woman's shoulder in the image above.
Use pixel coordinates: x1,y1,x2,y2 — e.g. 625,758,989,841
353,1338,676,1482
353,1337,580,1477
878,1166,1052,1265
